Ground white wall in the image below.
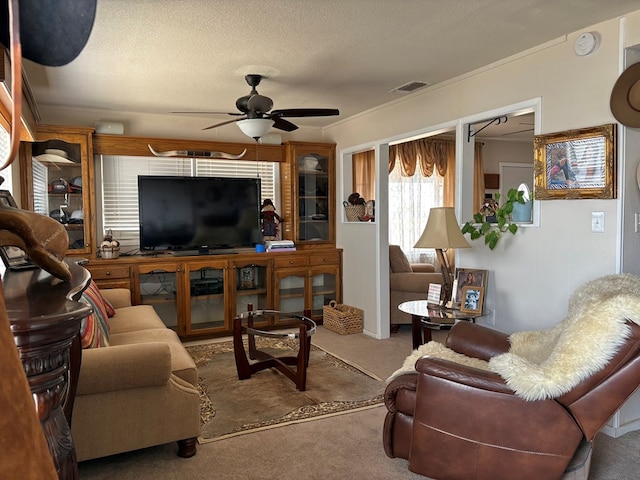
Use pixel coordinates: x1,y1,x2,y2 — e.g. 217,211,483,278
327,13,638,337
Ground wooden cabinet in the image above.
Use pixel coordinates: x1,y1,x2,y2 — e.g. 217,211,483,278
282,142,336,247
85,249,341,340
274,250,342,322
20,125,95,256
88,264,131,290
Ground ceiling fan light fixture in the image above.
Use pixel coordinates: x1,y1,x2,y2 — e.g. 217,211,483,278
237,118,275,139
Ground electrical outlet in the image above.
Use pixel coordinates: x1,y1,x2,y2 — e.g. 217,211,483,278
635,213,640,233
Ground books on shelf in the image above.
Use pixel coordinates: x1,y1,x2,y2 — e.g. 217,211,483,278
265,240,296,252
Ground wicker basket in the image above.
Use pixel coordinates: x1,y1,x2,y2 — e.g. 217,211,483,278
344,204,366,222
323,300,363,335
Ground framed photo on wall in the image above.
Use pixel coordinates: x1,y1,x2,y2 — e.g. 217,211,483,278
460,286,485,315
452,269,488,307
533,123,616,200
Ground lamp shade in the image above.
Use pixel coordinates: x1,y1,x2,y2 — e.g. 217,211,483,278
237,118,274,139
414,207,471,249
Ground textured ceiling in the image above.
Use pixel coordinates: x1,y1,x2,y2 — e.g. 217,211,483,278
21,0,640,137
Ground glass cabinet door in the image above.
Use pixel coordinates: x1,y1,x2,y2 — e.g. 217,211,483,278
298,152,330,242
231,259,271,328
274,268,308,316
137,263,180,332
310,267,338,319
186,260,227,335
25,127,94,255
283,142,335,246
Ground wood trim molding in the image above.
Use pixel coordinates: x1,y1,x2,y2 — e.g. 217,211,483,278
93,134,285,162
0,47,40,141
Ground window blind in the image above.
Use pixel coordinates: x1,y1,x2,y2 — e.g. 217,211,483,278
100,155,277,242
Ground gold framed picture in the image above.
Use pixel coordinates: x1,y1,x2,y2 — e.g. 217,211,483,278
533,123,616,200
460,286,484,315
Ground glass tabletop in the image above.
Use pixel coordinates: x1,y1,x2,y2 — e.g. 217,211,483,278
236,309,317,338
398,300,486,323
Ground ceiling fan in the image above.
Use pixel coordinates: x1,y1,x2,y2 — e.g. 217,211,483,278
174,74,339,139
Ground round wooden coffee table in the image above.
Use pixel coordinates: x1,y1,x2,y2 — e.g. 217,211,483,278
398,300,486,349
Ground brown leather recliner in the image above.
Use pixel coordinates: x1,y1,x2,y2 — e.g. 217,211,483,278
384,319,640,480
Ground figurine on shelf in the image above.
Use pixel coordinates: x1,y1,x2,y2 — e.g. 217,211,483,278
260,199,281,241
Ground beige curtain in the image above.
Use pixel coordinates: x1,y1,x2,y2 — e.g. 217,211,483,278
388,138,456,204
352,150,375,200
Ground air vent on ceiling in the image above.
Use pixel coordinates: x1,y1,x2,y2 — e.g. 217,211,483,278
388,80,429,94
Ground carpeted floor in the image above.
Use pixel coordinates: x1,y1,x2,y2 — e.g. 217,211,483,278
78,325,640,479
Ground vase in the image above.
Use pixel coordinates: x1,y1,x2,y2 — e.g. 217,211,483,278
512,201,532,222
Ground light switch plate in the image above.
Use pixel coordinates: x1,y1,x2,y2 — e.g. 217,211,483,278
592,212,605,233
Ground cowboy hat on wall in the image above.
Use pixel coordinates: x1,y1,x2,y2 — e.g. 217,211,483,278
610,62,640,128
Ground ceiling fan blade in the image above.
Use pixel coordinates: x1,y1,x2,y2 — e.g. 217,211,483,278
270,108,339,118
202,117,246,131
172,111,243,116
272,117,298,132
246,94,273,113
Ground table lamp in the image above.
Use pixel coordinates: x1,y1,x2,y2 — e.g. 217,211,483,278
414,207,470,306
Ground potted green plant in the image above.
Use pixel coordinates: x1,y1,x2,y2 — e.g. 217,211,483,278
461,188,527,250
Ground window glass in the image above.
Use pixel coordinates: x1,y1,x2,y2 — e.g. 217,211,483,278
388,161,443,264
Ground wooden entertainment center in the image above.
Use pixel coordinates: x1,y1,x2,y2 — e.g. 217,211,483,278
18,125,341,340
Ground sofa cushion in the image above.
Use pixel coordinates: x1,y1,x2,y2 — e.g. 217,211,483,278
109,328,197,386
80,280,111,348
108,305,168,335
389,245,412,273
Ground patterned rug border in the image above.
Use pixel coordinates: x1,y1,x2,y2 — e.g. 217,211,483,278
186,338,384,444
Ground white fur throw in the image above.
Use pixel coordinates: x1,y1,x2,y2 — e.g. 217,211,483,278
386,340,490,383
489,274,640,401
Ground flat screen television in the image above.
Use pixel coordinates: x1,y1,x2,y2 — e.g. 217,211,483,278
138,175,261,252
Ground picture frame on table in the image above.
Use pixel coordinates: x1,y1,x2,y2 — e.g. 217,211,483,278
460,286,485,315
452,268,488,307
533,123,616,200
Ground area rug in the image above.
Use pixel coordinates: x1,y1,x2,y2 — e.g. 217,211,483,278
186,337,384,443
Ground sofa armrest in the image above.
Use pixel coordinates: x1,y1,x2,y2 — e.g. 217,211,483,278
99,288,132,309
77,343,172,395
445,321,510,361
389,272,442,293
410,263,436,273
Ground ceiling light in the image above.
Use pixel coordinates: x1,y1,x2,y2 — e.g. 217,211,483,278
237,118,274,139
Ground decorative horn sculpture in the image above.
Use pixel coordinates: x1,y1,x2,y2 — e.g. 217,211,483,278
148,145,247,159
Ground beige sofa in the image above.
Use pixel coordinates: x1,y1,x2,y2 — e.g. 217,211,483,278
71,288,200,462
389,245,443,330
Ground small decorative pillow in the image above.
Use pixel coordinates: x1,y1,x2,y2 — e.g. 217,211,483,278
389,245,412,273
79,280,111,348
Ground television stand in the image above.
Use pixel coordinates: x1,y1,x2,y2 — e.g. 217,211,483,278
171,248,237,257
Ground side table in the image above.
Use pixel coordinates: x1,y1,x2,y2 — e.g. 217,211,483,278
4,259,92,480
398,300,486,349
